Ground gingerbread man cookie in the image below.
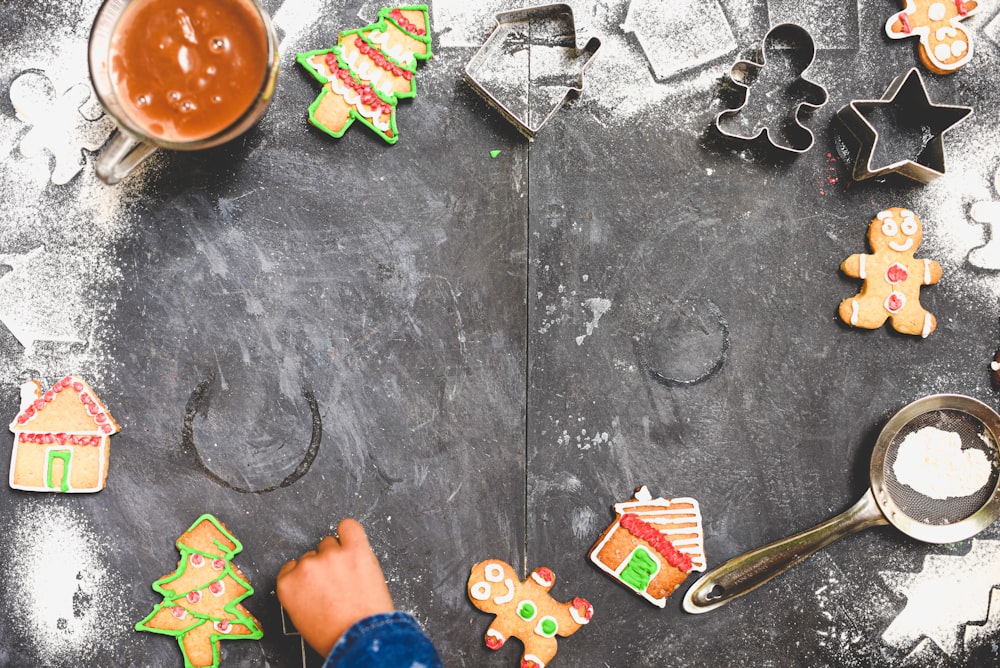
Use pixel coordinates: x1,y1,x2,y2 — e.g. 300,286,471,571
839,208,942,337
885,0,979,75
468,559,593,667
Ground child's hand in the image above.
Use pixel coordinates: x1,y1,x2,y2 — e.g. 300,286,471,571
276,518,395,658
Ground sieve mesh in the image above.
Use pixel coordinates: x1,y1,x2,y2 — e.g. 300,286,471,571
882,409,999,525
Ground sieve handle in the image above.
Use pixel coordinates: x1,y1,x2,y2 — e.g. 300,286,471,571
683,488,888,614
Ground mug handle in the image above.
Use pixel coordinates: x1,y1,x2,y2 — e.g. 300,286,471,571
96,128,158,185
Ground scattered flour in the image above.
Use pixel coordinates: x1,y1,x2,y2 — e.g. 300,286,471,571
575,297,611,345
0,0,154,388
2,501,130,663
893,426,994,500
880,539,1000,659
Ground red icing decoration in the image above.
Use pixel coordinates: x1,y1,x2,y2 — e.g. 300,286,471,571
171,605,187,619
899,12,912,33
485,635,504,650
186,590,202,604
33,399,45,411
389,8,425,36
17,414,28,424
572,597,594,621
887,293,904,312
215,619,231,632
521,660,542,668
533,567,554,586
101,424,113,434
618,513,694,572
72,381,83,392
886,263,908,284
209,580,225,595
43,390,55,402
956,0,968,16
190,553,205,567
212,558,226,571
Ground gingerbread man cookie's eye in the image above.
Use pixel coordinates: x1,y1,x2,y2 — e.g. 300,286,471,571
484,563,505,582
882,218,899,236
470,581,491,601
900,212,918,236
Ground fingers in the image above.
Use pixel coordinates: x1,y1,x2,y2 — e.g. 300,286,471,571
335,518,371,551
277,559,298,578
317,535,341,553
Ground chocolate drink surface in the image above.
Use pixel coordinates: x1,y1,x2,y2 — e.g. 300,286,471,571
108,0,269,143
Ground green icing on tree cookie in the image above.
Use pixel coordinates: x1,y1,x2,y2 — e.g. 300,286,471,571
296,5,432,144
136,514,262,668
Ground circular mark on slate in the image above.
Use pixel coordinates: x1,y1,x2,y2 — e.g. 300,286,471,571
181,375,321,493
635,298,730,387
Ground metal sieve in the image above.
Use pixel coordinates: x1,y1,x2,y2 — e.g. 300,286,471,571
683,394,1000,613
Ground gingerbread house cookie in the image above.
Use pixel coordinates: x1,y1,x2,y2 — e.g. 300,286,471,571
589,486,705,607
8,375,120,492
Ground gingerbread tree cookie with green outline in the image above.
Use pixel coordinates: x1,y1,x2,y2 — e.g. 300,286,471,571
296,5,432,144
136,515,262,668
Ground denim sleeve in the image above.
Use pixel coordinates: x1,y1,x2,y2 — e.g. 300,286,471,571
323,611,443,668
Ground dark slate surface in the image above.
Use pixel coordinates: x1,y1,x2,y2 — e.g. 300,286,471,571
2,1,1000,667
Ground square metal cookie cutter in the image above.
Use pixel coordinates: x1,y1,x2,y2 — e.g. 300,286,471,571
836,67,972,183
714,23,828,154
464,3,601,139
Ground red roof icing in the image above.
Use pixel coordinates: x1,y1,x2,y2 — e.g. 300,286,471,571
10,375,118,435
618,513,693,572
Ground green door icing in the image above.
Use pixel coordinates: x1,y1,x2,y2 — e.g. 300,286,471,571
620,546,658,592
46,449,72,492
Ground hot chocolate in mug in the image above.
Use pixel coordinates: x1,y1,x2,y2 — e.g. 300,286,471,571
88,0,279,184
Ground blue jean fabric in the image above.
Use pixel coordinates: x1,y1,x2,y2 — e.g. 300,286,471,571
323,611,443,668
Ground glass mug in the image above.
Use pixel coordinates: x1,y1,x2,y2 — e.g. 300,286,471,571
88,0,279,185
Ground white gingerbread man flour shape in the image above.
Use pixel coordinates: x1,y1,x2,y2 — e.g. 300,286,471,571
969,163,1000,270
9,71,114,185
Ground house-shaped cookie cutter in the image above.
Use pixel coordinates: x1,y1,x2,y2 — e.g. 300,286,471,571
715,23,828,153
836,67,972,183
464,3,601,139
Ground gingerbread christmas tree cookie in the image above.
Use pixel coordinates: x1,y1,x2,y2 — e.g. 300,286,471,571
589,486,705,607
838,208,942,337
136,515,262,668
296,5,432,144
8,375,120,493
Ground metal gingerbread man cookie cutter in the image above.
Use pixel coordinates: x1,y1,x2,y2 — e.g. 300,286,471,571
715,23,828,154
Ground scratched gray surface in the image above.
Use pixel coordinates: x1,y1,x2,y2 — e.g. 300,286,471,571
2,1,1000,667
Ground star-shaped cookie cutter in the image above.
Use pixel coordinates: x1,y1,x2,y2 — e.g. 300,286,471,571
836,68,972,183
714,23,828,154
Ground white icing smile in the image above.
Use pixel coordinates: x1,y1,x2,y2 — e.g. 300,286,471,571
889,238,914,252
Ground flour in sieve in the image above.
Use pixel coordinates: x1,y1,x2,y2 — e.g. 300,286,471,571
893,426,993,500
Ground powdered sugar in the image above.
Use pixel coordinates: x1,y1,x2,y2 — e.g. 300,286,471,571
892,426,993,500
1,0,155,388
2,500,130,663
880,539,1000,659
